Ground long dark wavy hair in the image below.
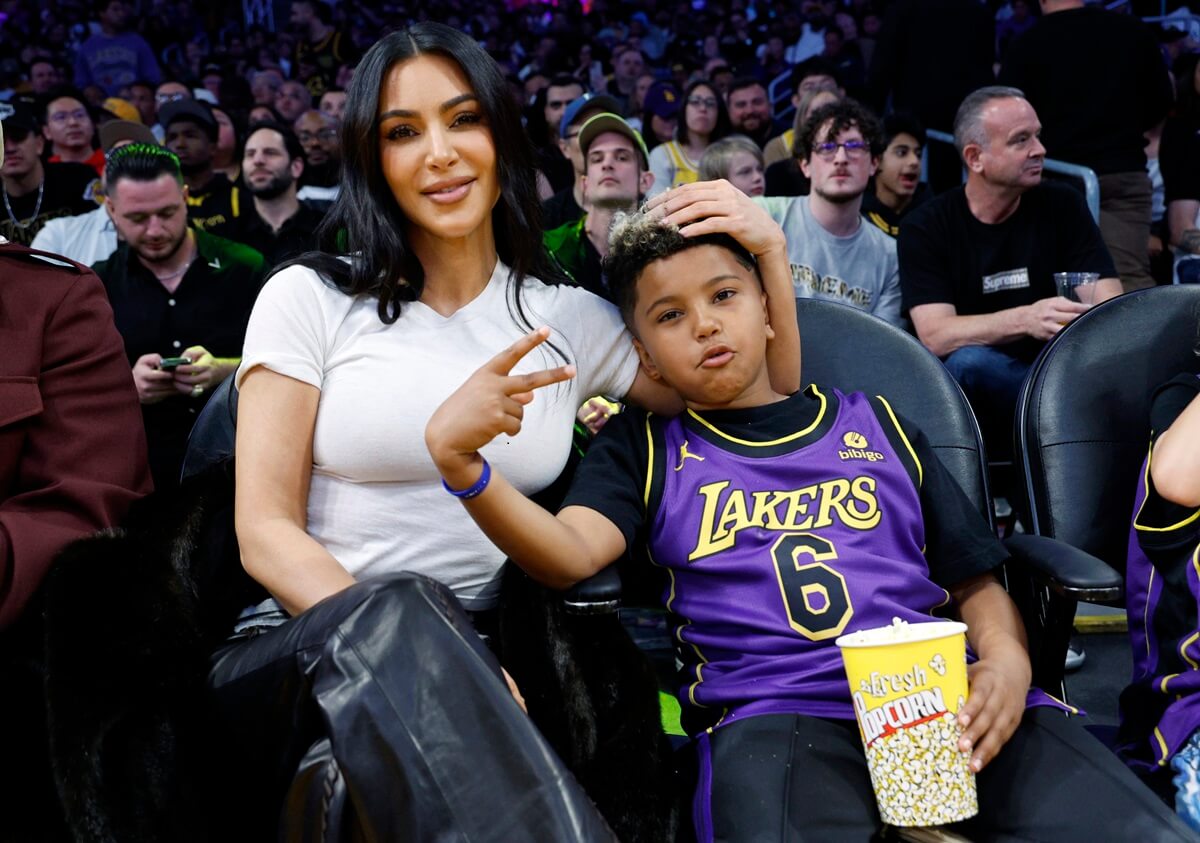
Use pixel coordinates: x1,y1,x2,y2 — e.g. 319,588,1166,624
293,22,565,324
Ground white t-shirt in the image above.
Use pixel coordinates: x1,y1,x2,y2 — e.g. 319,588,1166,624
237,260,640,609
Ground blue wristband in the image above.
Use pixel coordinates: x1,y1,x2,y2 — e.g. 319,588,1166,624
442,458,491,499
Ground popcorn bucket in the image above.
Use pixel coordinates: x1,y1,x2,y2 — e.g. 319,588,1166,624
835,619,978,827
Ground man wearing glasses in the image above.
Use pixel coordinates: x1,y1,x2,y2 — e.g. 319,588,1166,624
753,98,902,327
42,88,104,177
293,109,340,206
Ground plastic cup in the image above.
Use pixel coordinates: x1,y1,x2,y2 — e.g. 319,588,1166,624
1054,271,1101,305
836,618,978,827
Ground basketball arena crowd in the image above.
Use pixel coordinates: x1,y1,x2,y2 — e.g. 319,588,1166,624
4,0,1200,840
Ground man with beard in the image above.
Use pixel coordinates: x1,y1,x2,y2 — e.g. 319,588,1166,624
237,122,325,268
898,87,1121,442
160,99,243,237
0,102,99,244
754,99,901,326
93,143,264,490
725,78,776,150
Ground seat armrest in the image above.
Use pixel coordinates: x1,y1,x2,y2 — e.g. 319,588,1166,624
561,565,622,615
1002,533,1124,604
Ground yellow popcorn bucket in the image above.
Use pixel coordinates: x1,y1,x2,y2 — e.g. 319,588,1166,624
835,619,978,827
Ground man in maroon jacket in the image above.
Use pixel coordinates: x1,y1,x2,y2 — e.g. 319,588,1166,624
0,237,151,837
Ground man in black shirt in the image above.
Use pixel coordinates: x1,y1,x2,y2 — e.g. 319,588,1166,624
862,113,931,238
725,78,775,150
161,99,243,238
0,103,99,244
898,87,1120,440
999,0,1172,292
94,143,264,490
238,121,325,269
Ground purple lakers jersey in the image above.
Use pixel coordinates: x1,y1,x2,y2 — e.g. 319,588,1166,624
648,387,951,733
1119,442,1200,772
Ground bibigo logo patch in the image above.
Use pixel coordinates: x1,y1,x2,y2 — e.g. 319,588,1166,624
839,431,885,463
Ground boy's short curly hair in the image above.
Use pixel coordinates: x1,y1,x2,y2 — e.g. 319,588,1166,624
603,211,758,327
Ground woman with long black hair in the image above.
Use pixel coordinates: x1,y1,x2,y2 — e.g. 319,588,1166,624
208,21,798,839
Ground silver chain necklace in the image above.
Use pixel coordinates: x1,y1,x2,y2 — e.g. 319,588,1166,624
2,179,44,229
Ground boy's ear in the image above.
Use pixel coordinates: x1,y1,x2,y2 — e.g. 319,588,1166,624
761,291,776,341
632,335,662,381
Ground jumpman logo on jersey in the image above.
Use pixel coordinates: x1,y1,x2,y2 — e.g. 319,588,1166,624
674,439,706,471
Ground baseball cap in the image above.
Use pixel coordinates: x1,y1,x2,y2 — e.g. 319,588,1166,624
560,92,623,139
99,119,158,152
642,82,680,120
159,99,218,138
578,112,649,169
102,97,142,123
0,102,40,136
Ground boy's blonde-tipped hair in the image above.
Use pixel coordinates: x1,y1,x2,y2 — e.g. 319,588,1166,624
602,208,758,326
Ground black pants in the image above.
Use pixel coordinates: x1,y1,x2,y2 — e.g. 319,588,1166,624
695,708,1195,842
207,573,614,841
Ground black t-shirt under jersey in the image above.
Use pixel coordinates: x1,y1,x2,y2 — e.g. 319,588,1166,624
897,182,1116,362
0,162,99,245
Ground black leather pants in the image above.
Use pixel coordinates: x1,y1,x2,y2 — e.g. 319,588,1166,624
208,573,615,842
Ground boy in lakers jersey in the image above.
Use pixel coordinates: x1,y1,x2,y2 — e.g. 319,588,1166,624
1119,373,1200,830
426,207,1189,841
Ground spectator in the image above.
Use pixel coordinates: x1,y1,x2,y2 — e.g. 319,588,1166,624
764,86,840,197
999,0,1173,293
249,104,280,125
1161,53,1200,283
318,87,346,121
237,121,325,269
294,108,340,204
606,46,646,115
42,88,105,177
94,143,264,491
755,99,902,326
544,113,653,299
274,79,311,124
0,238,151,842
725,77,775,150
74,0,161,96
542,92,622,231
212,106,241,184
762,58,844,167
291,0,350,98
1120,372,1200,831
0,103,100,245
898,87,1121,444
251,68,284,107
639,81,680,151
535,74,585,195
160,99,243,236
28,59,61,95
31,119,157,266
125,79,157,125
628,71,656,129
699,135,765,197
152,80,191,139
862,113,931,238
646,79,731,198
867,0,995,193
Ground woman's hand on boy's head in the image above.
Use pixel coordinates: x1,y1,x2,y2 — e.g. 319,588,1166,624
644,179,787,259
955,651,1031,773
425,327,576,485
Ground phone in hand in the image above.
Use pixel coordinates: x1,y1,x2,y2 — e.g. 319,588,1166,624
158,356,191,371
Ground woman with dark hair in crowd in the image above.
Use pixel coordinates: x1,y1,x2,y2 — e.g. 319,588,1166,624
646,77,731,197
210,19,799,840
640,79,681,152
